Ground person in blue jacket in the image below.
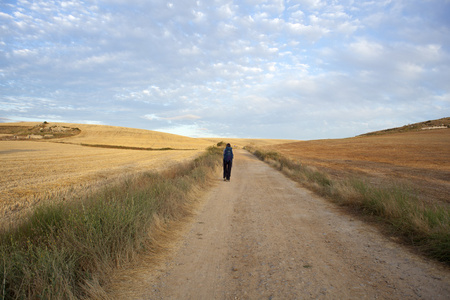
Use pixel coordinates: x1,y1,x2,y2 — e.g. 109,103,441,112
223,143,234,181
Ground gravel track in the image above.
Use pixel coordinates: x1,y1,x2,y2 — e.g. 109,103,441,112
113,149,450,299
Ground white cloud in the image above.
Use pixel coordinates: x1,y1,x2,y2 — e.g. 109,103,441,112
288,0,324,10
1,0,449,139
165,114,201,121
217,3,235,19
0,12,13,20
143,113,201,121
12,48,37,57
348,39,384,61
395,62,423,80
258,0,286,15
143,114,161,121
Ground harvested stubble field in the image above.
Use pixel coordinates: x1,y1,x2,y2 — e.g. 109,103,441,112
0,122,215,224
265,128,450,206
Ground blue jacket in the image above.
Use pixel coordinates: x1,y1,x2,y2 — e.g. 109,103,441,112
223,146,233,162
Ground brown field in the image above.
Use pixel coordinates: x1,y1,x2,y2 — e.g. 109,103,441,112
204,137,297,148
265,129,450,206
0,122,218,223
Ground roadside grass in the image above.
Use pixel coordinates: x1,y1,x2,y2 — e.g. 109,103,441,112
247,147,450,265
0,146,222,299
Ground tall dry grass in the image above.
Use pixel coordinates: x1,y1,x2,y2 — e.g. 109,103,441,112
248,147,450,264
0,146,222,299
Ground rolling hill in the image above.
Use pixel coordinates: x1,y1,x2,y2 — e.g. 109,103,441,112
359,117,450,136
0,122,214,150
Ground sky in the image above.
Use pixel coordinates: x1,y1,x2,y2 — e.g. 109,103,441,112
1,0,449,140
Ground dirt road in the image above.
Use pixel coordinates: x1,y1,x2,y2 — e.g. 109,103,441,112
112,149,450,299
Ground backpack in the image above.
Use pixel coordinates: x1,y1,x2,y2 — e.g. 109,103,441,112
224,147,233,161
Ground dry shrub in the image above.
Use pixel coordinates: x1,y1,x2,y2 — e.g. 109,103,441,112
331,180,361,205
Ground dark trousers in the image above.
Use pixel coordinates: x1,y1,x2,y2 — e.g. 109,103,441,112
223,159,232,180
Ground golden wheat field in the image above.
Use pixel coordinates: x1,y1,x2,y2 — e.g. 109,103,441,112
266,129,450,206
0,122,218,222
